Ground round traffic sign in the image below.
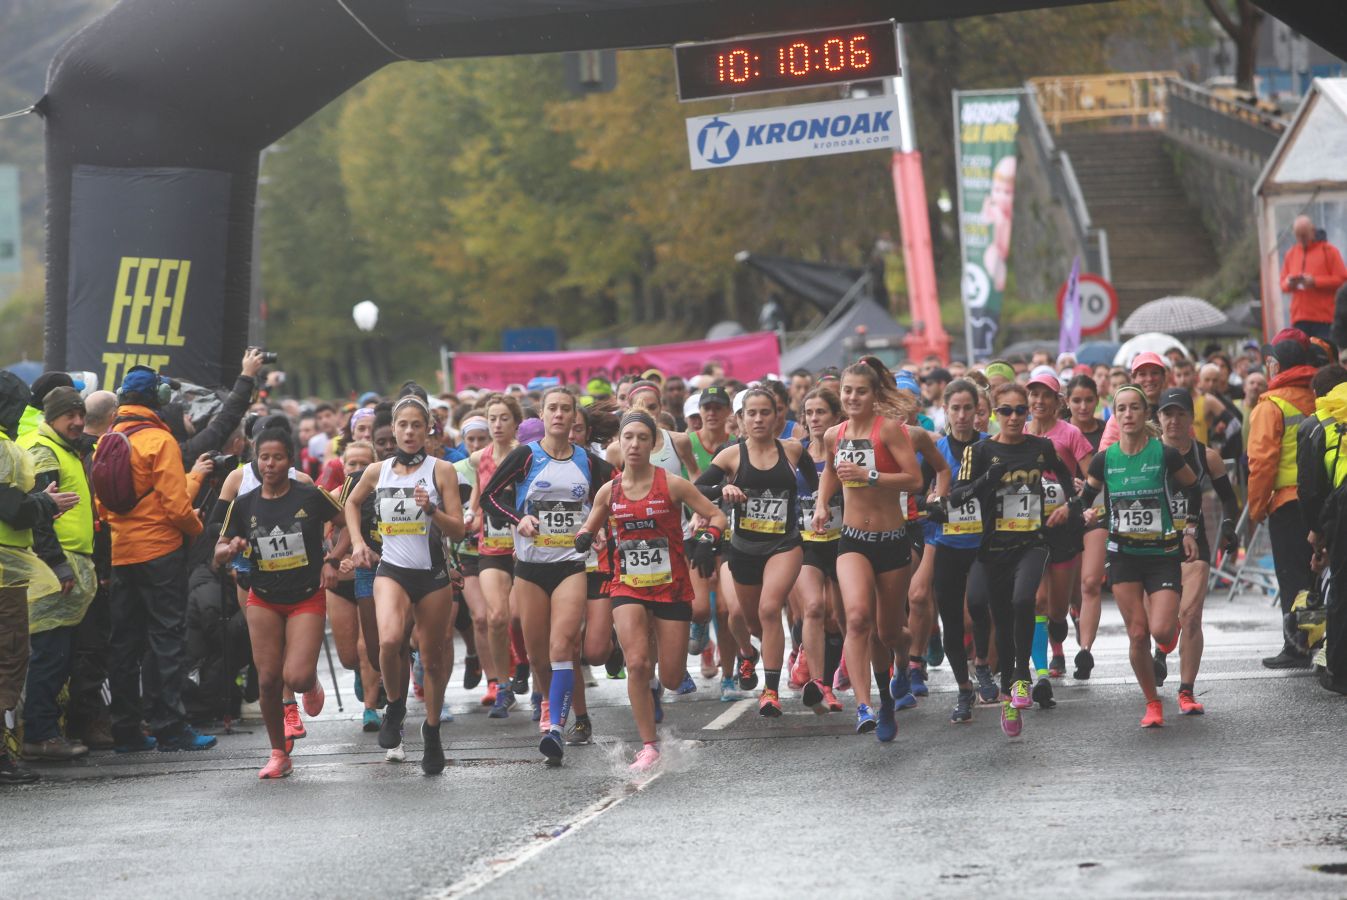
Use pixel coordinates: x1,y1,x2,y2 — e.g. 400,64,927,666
1057,273,1118,336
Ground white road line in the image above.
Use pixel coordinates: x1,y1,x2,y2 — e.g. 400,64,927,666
703,699,755,730
430,773,663,900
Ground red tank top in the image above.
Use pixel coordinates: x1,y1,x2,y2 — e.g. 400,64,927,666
835,416,902,487
607,467,691,604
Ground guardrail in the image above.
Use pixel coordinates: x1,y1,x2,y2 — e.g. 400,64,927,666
1019,86,1111,281
1028,71,1176,132
1164,78,1287,170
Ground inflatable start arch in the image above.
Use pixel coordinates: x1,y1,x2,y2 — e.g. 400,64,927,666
39,0,1343,386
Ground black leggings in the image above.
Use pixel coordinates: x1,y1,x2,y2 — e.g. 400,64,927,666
967,544,1049,692
931,544,979,686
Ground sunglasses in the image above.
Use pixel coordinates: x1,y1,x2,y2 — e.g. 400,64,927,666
995,405,1030,418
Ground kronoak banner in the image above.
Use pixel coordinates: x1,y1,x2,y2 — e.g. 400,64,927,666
451,332,780,391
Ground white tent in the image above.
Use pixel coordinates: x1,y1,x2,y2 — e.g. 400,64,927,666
1254,78,1347,338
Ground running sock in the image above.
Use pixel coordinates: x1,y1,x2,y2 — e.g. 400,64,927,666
874,669,893,703
765,669,781,692
790,620,803,648
549,661,574,730
1179,682,1195,694
1032,615,1049,677
823,633,844,682
1048,617,1069,645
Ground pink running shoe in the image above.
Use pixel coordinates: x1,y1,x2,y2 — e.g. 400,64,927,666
258,749,292,779
788,648,811,690
833,657,851,692
700,644,718,680
820,685,844,712
629,744,661,773
1009,679,1033,710
538,699,551,734
302,679,325,718
1000,701,1023,739
283,702,306,741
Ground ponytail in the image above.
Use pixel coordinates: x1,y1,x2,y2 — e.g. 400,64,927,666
843,356,916,420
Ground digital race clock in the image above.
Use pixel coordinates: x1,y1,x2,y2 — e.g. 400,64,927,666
674,22,898,102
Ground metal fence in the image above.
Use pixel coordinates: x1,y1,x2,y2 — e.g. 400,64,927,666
1164,78,1287,171
1028,71,1176,132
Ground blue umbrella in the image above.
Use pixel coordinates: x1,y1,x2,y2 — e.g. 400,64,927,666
3,361,43,386
1075,341,1120,367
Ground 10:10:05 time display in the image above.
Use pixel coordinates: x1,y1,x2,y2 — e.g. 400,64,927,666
674,22,899,102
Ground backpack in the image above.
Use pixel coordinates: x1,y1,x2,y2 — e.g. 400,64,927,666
91,416,158,514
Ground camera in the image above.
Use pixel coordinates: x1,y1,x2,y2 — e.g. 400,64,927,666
248,347,279,365
210,454,240,472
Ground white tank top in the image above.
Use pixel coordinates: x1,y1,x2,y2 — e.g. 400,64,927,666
651,428,682,478
373,456,445,570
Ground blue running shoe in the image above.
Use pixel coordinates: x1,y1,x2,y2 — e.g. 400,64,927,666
539,728,564,765
439,705,455,724
890,668,917,710
875,696,897,742
157,727,217,752
114,734,156,754
362,709,380,732
688,621,710,655
719,677,737,702
489,688,515,719
652,685,664,724
676,673,697,695
855,703,877,734
530,691,543,722
910,666,929,697
354,669,364,703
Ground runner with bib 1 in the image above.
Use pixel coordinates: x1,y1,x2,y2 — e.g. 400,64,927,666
696,387,815,719
577,410,726,774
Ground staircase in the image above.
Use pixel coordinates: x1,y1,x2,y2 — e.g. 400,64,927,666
1056,130,1220,317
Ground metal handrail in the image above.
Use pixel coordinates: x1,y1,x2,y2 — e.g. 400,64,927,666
1164,77,1287,170
1028,71,1177,132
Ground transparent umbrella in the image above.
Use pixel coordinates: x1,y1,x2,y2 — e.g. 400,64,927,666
1121,296,1233,336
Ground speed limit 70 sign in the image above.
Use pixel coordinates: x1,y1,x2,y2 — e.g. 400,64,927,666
1056,273,1118,336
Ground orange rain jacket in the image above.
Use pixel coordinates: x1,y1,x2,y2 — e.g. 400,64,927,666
1281,238,1347,325
1246,369,1315,525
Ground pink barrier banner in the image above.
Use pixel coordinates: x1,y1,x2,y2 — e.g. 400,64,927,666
452,332,781,391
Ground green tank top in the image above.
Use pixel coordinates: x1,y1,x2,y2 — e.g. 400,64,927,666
689,430,716,472
1103,437,1178,557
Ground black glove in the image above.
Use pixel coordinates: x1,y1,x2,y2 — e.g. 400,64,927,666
1220,522,1239,558
924,500,948,525
692,531,718,579
984,461,1008,485
573,531,595,555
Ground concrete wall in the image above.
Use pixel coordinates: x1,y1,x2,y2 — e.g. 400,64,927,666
1163,137,1262,249
1010,129,1085,304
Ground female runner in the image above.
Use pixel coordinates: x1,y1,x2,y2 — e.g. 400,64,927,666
686,387,740,696
452,417,496,703
1065,374,1107,679
793,387,846,713
331,440,383,732
468,394,523,716
480,387,614,764
1079,385,1198,727
576,410,725,772
216,426,343,778
344,395,465,773
812,357,923,742
924,380,987,723
1024,372,1092,708
949,383,1076,739
696,387,814,717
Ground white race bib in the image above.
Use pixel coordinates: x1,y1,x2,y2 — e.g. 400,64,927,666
255,525,307,572
620,538,673,587
800,496,842,541
535,501,583,548
740,491,788,534
482,518,515,551
1043,481,1065,514
944,497,982,535
1114,498,1164,538
996,488,1041,532
378,489,426,536
836,441,876,488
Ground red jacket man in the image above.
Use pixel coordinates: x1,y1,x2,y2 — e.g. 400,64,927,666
1281,216,1347,338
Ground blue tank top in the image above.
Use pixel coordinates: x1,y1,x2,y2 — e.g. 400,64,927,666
927,432,987,549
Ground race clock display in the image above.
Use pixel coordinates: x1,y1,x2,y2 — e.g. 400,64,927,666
675,22,898,102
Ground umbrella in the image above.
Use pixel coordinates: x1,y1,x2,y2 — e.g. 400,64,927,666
2,361,43,386
1121,296,1234,336
1113,333,1192,368
1076,341,1121,367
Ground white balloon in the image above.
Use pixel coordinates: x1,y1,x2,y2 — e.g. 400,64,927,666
352,300,379,332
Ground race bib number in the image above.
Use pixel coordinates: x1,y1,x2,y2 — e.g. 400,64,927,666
944,497,982,535
1169,494,1189,531
1043,481,1065,514
800,496,842,541
740,490,788,534
837,440,876,488
1114,498,1164,539
377,488,426,536
254,525,308,573
620,538,673,588
996,488,1041,532
534,501,583,548
482,517,515,551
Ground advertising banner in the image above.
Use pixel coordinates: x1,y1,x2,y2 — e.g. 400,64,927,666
954,89,1023,361
1058,255,1081,355
66,165,232,388
686,95,898,171
453,332,780,391
0,165,18,276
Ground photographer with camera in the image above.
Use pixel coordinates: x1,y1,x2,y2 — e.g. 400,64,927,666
164,348,268,469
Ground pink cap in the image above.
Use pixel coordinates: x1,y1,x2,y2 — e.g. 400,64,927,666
1130,351,1168,373
1027,372,1060,394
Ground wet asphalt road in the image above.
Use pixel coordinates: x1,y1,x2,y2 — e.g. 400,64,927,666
4,590,1346,899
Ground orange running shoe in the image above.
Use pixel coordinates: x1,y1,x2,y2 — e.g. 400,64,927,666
821,685,844,712
258,750,292,779
1177,689,1205,716
538,699,551,734
302,679,325,718
758,688,782,718
700,643,718,680
788,649,810,690
481,681,499,707
1140,699,1164,728
283,701,305,740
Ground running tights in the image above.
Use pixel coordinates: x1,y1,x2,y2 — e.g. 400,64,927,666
967,545,1049,692
931,545,979,686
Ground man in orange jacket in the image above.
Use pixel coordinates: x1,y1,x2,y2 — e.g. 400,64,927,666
1246,330,1317,668
1281,216,1347,341
97,366,218,752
